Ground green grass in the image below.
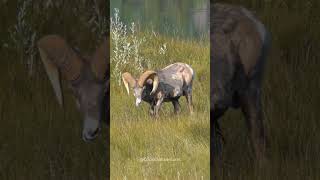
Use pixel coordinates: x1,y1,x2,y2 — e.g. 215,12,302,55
110,35,210,179
214,1,320,179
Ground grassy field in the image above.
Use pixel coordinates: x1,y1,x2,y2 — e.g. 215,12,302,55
110,33,210,179
214,1,320,179
0,1,108,179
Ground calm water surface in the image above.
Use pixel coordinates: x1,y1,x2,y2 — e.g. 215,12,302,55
110,0,209,40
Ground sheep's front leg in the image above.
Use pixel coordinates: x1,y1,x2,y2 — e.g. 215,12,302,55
149,102,155,116
154,96,164,118
172,99,181,114
185,88,194,114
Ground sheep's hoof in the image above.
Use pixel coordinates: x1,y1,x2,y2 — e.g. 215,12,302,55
189,106,194,115
174,110,181,115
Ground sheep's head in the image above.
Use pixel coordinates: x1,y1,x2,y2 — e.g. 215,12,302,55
37,35,109,142
122,71,159,106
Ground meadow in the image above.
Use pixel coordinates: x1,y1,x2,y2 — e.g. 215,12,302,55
214,1,320,179
109,12,210,178
0,1,108,179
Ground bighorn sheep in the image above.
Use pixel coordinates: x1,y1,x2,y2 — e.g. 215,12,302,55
211,3,271,160
122,63,194,117
37,35,109,142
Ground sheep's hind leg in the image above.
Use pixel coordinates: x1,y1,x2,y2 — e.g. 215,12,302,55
185,90,194,114
172,99,181,114
240,87,266,162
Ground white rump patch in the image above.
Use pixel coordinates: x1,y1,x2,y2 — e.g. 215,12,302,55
185,64,194,79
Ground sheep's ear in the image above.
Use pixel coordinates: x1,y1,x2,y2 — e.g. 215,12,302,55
146,79,153,85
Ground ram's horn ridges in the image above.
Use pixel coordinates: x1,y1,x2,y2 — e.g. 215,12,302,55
138,70,159,94
37,35,84,106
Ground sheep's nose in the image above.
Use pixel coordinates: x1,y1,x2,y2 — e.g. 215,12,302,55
82,127,100,142
82,116,100,142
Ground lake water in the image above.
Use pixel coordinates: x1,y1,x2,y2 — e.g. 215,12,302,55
110,0,209,40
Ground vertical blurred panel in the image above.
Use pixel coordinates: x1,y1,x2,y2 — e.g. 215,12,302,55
211,1,320,179
110,0,210,179
0,0,109,179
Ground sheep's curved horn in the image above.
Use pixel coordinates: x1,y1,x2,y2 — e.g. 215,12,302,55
37,35,83,106
122,72,136,94
138,70,159,95
91,36,109,80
